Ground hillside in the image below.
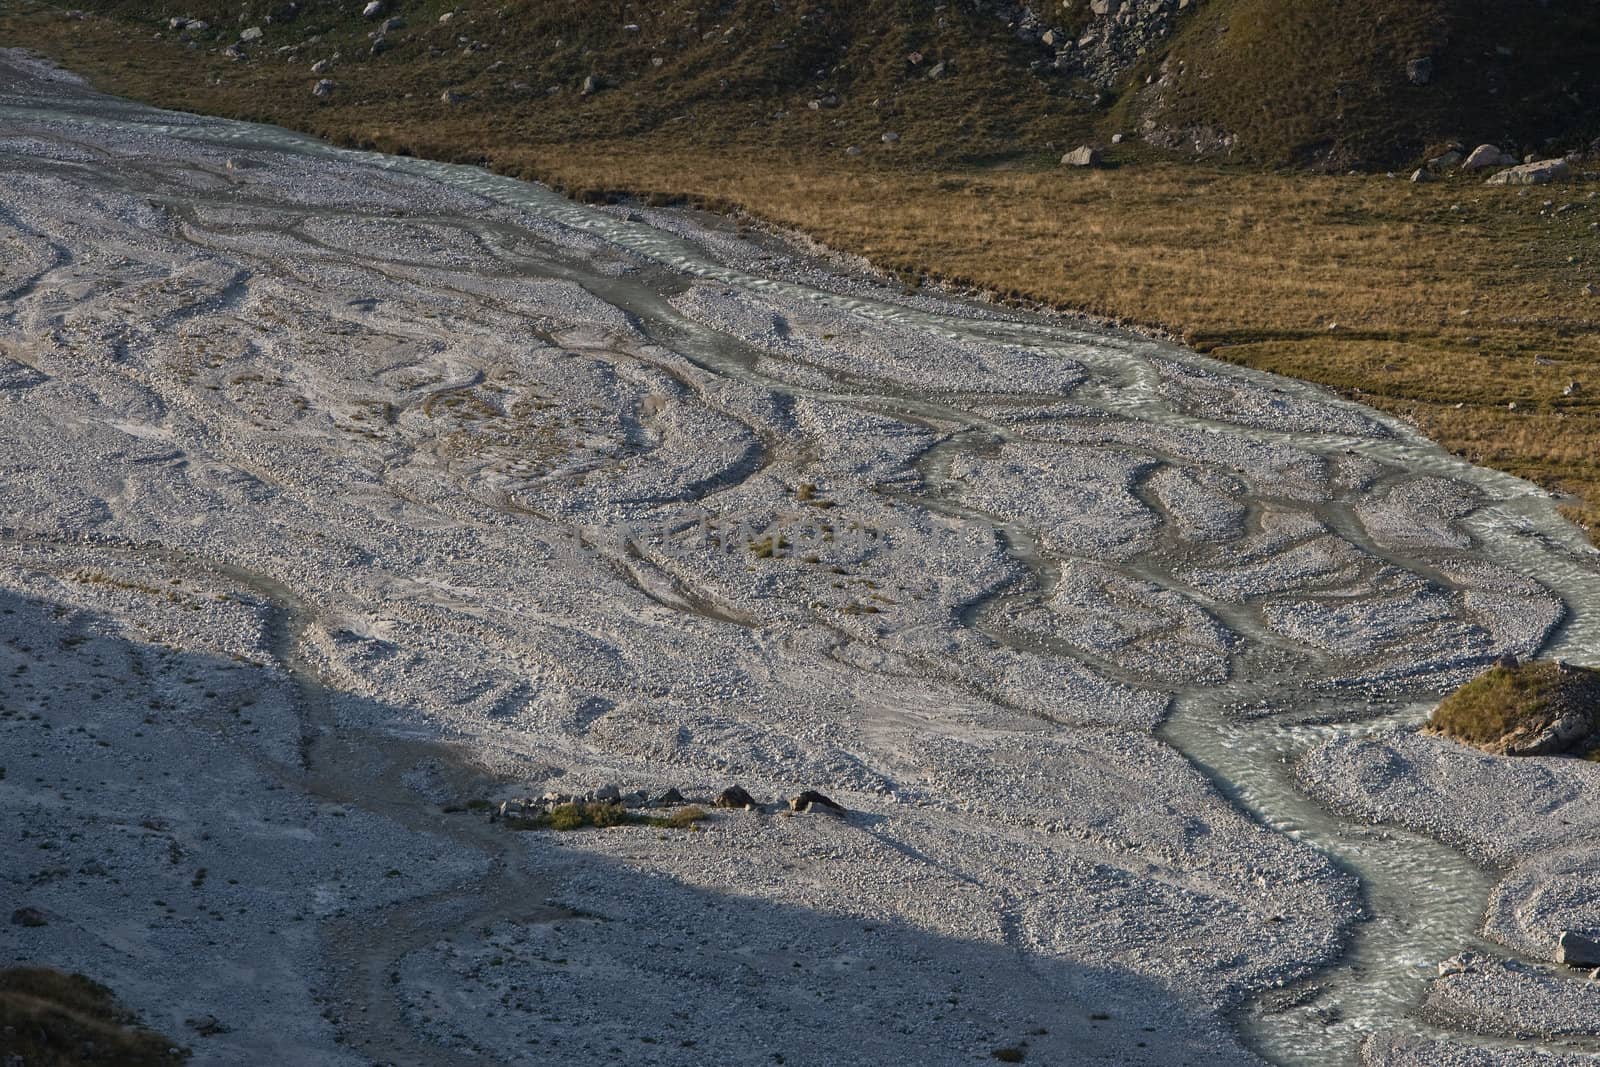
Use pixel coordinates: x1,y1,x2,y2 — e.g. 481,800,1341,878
8,0,1599,169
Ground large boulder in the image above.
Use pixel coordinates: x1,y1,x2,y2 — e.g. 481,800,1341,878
1461,144,1517,171
1557,931,1600,968
1061,145,1101,168
1484,158,1571,186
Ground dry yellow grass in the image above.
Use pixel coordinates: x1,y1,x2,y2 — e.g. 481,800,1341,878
4,5,1598,533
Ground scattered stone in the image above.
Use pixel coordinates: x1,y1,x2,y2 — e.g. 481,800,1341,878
185,1014,229,1036
1409,168,1435,184
844,145,862,157
881,131,900,144
440,89,464,104
437,10,453,22
238,26,263,42
1061,145,1101,168
592,784,621,802
1110,133,1124,145
581,74,601,95
1430,149,1464,168
1485,159,1571,187
1461,144,1516,172
1406,57,1434,86
715,785,757,810
380,16,404,33
1438,951,1486,977
1558,931,1600,968
168,16,188,29
1565,381,1583,397
312,79,333,98
789,790,845,814
361,0,382,17
655,787,686,806
10,906,47,927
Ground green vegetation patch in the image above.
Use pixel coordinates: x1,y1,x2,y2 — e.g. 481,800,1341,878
1426,660,1600,755
0,967,188,1066
505,801,707,832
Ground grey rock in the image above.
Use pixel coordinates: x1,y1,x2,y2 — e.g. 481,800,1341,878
1462,144,1516,171
789,790,846,814
592,783,621,802
715,785,757,810
312,79,334,98
1409,168,1435,184
881,131,901,144
361,0,383,17
10,906,47,927
238,26,263,42
380,16,405,32
310,58,330,74
1406,57,1434,86
440,89,464,104
654,787,686,806
581,74,601,95
1558,930,1600,968
1061,145,1102,167
1485,158,1571,187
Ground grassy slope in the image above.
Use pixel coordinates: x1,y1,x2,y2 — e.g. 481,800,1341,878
2,0,1599,533
0,966,187,1065
1136,0,1600,168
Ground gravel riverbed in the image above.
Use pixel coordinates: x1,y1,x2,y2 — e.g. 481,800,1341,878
3,50,1599,1066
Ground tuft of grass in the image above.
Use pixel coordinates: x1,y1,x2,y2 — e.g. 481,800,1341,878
506,802,707,832
1427,660,1600,752
0,967,188,1066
